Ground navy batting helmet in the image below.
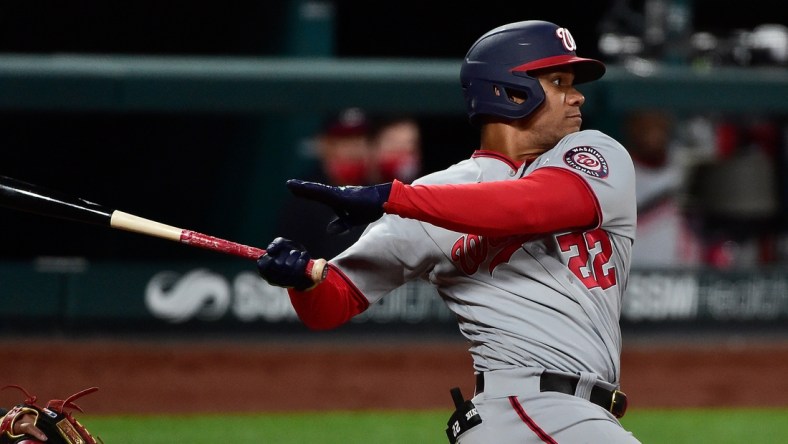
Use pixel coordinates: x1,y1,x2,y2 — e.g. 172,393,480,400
460,20,606,123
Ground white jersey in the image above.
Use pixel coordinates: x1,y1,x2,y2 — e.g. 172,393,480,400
332,129,636,385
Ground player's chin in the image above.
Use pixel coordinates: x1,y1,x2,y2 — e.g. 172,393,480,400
563,119,582,134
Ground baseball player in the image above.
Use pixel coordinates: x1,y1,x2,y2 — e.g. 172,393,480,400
258,20,640,443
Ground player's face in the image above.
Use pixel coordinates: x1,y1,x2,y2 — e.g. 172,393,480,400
523,68,586,149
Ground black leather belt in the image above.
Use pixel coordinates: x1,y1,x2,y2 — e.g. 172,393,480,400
475,372,628,418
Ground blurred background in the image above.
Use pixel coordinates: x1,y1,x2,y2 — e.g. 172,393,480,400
0,0,786,339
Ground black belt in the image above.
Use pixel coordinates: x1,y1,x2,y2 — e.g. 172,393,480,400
475,372,628,418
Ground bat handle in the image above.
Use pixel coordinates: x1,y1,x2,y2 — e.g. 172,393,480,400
110,211,328,285
180,229,328,285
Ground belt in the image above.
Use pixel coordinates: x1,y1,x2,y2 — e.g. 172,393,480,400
475,372,628,418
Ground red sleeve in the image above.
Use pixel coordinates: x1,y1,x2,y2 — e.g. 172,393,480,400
287,265,370,331
384,167,600,237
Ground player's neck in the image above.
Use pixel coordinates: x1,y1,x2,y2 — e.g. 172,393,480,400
479,123,545,162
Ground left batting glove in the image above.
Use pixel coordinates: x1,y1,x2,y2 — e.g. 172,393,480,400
286,179,392,235
257,237,317,291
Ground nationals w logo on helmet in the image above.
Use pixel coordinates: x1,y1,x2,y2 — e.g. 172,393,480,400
563,146,609,178
555,28,577,52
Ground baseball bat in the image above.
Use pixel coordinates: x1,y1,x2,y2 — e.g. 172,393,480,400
0,175,327,283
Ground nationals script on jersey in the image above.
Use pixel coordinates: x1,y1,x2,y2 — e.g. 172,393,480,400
332,129,636,386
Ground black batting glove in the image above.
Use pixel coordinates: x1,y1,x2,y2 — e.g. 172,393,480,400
256,237,316,291
286,179,393,235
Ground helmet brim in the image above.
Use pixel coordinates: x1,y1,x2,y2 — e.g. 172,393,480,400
512,55,606,84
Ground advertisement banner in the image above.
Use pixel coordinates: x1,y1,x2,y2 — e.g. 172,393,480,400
2,260,787,333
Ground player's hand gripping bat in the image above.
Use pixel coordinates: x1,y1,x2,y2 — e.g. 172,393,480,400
0,175,327,283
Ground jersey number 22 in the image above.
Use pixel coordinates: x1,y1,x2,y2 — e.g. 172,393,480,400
557,228,617,290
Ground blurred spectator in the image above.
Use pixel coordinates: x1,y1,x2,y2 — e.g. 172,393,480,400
624,109,703,268
313,107,372,186
686,117,781,268
367,115,422,184
274,107,373,260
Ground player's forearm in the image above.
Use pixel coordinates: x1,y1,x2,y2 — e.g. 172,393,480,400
287,266,369,330
384,167,599,236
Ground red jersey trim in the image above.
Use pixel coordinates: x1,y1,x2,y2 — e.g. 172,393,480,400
509,396,558,443
471,150,523,170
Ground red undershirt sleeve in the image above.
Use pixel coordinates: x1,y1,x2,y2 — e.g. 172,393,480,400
384,167,601,237
287,265,370,330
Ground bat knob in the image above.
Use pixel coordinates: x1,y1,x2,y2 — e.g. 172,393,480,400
307,258,328,284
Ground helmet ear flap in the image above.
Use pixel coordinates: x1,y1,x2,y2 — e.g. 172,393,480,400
498,86,526,106
462,73,546,125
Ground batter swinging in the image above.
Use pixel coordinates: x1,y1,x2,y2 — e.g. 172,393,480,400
258,20,640,443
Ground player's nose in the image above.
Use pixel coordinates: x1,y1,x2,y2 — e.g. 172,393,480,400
568,87,585,106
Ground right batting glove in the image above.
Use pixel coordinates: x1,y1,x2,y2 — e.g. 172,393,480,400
256,237,316,291
286,179,392,235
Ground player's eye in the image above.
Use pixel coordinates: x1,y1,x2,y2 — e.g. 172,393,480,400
551,74,575,88
550,77,567,87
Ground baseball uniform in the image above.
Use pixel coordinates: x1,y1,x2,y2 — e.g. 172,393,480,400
331,129,639,443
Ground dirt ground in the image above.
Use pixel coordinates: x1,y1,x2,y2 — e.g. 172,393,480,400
2,334,787,415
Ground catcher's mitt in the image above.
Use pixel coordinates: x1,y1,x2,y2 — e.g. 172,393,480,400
0,385,103,444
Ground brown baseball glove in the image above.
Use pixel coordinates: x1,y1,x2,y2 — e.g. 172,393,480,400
0,385,103,444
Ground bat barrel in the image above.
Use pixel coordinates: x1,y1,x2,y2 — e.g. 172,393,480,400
0,175,112,225
0,175,328,284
